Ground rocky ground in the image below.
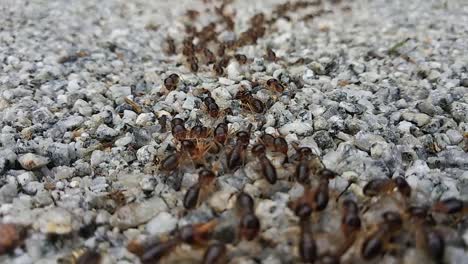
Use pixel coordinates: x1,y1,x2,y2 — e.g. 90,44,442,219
1,0,468,263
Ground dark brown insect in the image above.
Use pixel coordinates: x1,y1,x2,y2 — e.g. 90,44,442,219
266,78,285,93
258,155,277,184
362,178,394,197
203,48,216,65
234,54,248,64
295,160,311,184
265,47,277,61
341,200,361,237
160,153,181,171
227,141,247,171
290,189,314,219
164,73,180,91
139,238,179,264
187,56,199,72
172,123,187,140
76,250,102,264
423,228,445,261
432,198,465,214
313,178,329,211
319,169,337,180
164,36,176,55
178,220,217,246
213,62,224,76
235,89,265,113
186,9,200,20
260,134,275,149
202,242,227,264
190,125,210,139
299,220,317,263
361,231,384,260
239,213,261,241
251,143,266,157
204,96,220,118
236,192,255,214
217,43,226,57
214,123,229,144
183,184,200,209
393,176,411,197
273,136,288,154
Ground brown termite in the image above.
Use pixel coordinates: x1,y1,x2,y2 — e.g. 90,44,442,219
164,36,176,55
259,134,275,149
418,227,445,261
313,178,329,211
273,136,288,155
226,128,251,170
171,119,187,140
183,184,200,209
235,89,265,113
290,189,314,219
341,200,361,237
164,73,180,91
266,78,285,93
183,169,217,209
432,197,466,215
217,43,226,57
213,62,224,76
159,152,181,172
234,54,248,64
190,124,210,139
203,48,216,65
239,213,261,241
299,219,317,263
187,56,199,72
202,242,227,264
76,250,102,264
251,143,277,184
265,47,277,62
185,9,200,21
236,192,255,214
259,155,277,184
363,177,412,198
214,122,229,144
141,239,179,264
204,96,220,118
361,211,403,260
295,159,311,184
178,220,217,246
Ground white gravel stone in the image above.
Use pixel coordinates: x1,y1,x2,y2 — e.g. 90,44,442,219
18,153,49,170
146,212,177,235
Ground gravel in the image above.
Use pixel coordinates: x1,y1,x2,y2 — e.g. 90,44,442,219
1,0,468,263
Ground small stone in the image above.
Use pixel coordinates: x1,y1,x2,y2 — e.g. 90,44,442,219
302,69,315,85
53,166,75,180
110,196,168,229
354,132,387,152
17,172,35,186
446,129,463,144
109,85,131,99
401,112,431,127
35,208,77,235
146,212,177,235
313,131,335,150
279,121,313,136
0,183,18,203
57,115,84,130
18,153,49,170
135,113,154,126
95,124,118,140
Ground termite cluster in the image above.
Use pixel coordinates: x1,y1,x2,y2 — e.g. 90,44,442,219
2,1,461,263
